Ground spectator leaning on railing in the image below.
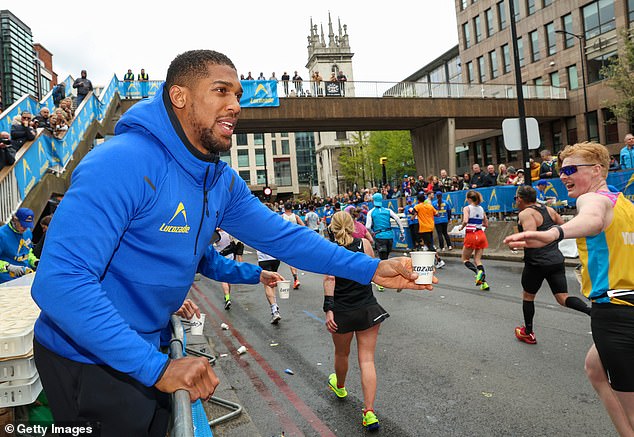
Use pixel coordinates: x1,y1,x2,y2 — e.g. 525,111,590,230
34,107,51,130
10,112,36,153
0,131,15,169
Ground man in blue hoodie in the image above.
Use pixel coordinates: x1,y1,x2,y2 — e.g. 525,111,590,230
31,50,434,436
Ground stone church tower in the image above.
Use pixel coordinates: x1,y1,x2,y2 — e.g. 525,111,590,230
307,13,355,197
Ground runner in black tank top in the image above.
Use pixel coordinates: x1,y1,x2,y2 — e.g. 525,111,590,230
513,186,590,345
323,212,388,431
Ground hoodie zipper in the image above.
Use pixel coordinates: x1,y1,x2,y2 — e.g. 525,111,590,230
193,162,224,256
194,166,210,256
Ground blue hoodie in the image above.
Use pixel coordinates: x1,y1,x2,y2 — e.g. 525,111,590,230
32,84,379,387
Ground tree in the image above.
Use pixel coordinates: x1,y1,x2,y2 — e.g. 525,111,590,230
338,131,370,189
600,29,634,121
366,131,416,185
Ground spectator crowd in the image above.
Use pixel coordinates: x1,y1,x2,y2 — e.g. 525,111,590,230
1,83,78,171
238,69,348,97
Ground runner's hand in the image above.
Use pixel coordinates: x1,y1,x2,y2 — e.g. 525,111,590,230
155,356,219,401
175,299,200,320
372,257,437,290
325,310,337,333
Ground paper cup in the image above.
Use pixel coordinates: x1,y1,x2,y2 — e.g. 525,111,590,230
410,251,436,285
190,313,206,335
237,345,247,355
277,280,291,299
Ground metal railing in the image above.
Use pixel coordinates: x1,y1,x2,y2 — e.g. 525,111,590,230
169,315,194,437
277,80,567,99
110,77,569,100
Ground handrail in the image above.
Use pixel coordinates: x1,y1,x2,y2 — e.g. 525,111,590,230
0,74,119,223
169,315,195,437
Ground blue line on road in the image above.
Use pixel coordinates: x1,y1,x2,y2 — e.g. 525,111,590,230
303,310,325,324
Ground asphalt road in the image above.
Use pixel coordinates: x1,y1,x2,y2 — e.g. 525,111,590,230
188,251,615,437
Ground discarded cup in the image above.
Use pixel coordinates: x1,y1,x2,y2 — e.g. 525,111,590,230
190,313,206,335
410,251,436,285
277,280,291,299
220,323,229,330
237,345,247,355
284,368,294,375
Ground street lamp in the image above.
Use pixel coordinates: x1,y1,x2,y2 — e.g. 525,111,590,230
555,29,590,141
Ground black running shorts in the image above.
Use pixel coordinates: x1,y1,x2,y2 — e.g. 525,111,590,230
375,238,392,258
521,262,568,295
333,303,390,334
420,231,436,251
591,304,634,392
258,259,281,272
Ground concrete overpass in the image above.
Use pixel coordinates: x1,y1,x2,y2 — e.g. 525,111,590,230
120,95,571,178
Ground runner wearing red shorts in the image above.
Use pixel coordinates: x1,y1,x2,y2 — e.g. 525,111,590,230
459,190,490,290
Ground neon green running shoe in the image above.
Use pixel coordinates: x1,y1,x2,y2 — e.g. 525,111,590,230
376,284,385,292
362,409,380,431
475,270,484,285
328,373,347,399
480,281,490,291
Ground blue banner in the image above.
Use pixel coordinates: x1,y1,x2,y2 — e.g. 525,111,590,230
240,80,279,107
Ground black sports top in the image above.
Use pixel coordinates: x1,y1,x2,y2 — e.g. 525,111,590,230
334,238,377,311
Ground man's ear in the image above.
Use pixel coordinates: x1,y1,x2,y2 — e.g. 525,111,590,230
169,85,187,109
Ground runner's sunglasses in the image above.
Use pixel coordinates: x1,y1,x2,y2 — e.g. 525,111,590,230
558,164,598,176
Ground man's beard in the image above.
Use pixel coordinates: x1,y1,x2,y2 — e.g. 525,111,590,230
189,111,231,154
199,127,231,154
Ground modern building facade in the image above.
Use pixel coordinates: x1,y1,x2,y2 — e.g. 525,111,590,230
0,10,38,110
409,0,632,176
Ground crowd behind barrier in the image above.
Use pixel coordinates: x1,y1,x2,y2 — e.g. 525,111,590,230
281,170,634,250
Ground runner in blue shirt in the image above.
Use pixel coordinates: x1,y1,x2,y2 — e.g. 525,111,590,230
432,191,452,252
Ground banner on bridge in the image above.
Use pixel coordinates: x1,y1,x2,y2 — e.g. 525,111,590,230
240,80,279,107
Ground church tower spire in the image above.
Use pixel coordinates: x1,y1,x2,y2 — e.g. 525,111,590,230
328,12,335,48
306,12,355,93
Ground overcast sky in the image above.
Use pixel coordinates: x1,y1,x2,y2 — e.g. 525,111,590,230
7,2,458,87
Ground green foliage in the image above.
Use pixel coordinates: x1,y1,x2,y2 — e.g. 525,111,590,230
600,29,634,121
338,131,416,188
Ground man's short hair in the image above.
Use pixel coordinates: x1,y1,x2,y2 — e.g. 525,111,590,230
166,50,236,89
516,185,537,203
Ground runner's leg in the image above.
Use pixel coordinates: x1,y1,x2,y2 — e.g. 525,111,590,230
356,324,380,412
585,344,634,436
332,331,354,388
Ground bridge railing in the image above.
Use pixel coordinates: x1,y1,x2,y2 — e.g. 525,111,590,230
274,80,566,99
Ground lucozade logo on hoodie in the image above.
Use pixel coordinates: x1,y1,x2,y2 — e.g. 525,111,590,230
160,202,190,233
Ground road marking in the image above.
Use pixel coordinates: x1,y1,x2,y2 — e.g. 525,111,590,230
191,284,336,437
302,310,325,324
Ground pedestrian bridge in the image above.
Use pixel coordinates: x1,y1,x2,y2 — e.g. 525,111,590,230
1,76,571,224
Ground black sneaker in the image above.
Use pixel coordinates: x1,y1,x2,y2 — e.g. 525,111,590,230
224,299,231,310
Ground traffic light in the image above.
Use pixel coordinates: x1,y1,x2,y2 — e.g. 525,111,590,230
380,157,388,165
